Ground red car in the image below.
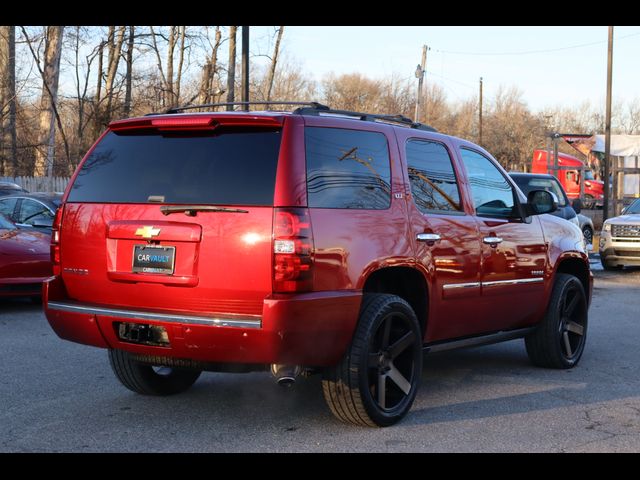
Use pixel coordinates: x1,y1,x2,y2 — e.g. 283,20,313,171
44,103,592,427
0,213,52,297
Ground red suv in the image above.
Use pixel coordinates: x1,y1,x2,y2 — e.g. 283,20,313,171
44,102,592,427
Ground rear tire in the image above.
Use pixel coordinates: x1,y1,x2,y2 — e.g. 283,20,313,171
322,294,423,427
108,349,201,395
525,273,588,369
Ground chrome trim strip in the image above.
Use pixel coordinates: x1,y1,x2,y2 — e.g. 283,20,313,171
482,278,544,287
442,282,481,290
47,301,262,329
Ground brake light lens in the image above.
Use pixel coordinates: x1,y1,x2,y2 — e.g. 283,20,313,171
51,206,64,275
273,208,313,292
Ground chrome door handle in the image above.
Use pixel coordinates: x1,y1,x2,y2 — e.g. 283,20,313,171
417,233,441,242
483,236,503,247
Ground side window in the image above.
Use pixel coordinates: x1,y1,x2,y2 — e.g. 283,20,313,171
18,200,53,226
0,198,18,220
459,148,516,219
406,139,462,214
306,127,391,209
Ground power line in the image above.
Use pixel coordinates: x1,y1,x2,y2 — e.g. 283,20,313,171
433,30,640,56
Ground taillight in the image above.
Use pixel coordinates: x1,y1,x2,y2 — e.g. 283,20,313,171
51,205,64,275
273,207,314,293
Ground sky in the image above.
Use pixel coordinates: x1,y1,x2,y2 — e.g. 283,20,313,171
251,26,640,112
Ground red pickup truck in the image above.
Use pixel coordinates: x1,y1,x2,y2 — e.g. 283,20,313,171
532,149,604,207
44,103,592,427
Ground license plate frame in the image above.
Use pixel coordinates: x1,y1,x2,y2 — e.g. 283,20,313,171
132,244,176,275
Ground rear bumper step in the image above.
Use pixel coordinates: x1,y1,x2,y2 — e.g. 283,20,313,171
47,301,262,329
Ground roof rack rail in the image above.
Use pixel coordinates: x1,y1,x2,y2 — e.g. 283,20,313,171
163,101,330,114
293,105,437,132
157,101,437,132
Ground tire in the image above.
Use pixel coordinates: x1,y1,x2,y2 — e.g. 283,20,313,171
582,226,593,245
584,194,594,209
322,294,423,427
525,273,588,369
108,349,201,395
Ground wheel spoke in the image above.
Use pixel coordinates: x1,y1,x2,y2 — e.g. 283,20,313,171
563,291,579,317
566,320,584,336
387,363,412,395
388,331,416,359
563,331,573,358
377,373,386,409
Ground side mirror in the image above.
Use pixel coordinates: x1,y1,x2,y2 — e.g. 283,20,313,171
525,190,558,216
31,219,53,228
572,198,582,214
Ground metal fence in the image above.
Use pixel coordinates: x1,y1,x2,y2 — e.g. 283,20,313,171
0,176,70,193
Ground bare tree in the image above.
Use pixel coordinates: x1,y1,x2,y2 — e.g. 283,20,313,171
198,26,222,104
265,26,284,102
123,26,135,116
226,26,237,110
322,73,383,112
104,26,126,123
0,26,17,176
30,26,65,177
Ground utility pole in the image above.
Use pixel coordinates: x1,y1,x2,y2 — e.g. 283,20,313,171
414,45,427,123
478,77,483,145
241,26,249,110
604,26,614,221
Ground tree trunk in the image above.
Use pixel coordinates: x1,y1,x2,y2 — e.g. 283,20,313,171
166,26,176,107
0,26,17,176
175,26,186,106
123,26,135,117
265,26,284,102
93,40,104,138
226,26,237,111
34,26,64,178
104,26,126,123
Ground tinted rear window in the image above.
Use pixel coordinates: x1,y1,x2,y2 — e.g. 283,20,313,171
305,127,391,209
67,129,282,205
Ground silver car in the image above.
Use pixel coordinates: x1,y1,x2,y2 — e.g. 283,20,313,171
599,198,640,270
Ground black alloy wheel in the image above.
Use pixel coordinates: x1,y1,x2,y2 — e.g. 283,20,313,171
525,273,588,369
322,294,423,427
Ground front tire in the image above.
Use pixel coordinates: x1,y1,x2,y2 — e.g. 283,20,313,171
525,273,588,369
322,294,423,427
108,349,201,395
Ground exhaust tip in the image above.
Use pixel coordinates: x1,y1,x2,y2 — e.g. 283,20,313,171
271,364,302,387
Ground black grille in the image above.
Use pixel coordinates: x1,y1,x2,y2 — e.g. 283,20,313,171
612,224,640,238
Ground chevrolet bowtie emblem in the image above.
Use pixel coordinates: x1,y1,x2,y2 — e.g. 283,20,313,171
135,226,161,238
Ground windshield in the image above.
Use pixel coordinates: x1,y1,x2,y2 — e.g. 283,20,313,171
0,213,16,230
585,170,595,180
625,198,640,214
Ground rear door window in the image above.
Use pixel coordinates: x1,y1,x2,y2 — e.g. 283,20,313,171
406,139,462,214
67,129,282,205
0,197,18,219
305,127,391,209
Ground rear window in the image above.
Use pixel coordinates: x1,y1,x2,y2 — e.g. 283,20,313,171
67,129,282,205
305,127,391,209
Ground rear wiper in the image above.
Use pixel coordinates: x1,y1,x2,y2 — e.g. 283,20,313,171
160,205,249,216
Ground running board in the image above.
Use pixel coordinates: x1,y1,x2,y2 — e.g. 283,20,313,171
424,327,535,354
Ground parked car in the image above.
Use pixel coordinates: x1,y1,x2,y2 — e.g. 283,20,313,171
599,198,640,270
44,103,592,427
0,212,52,298
0,181,28,197
577,213,595,246
0,193,62,234
509,172,592,243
